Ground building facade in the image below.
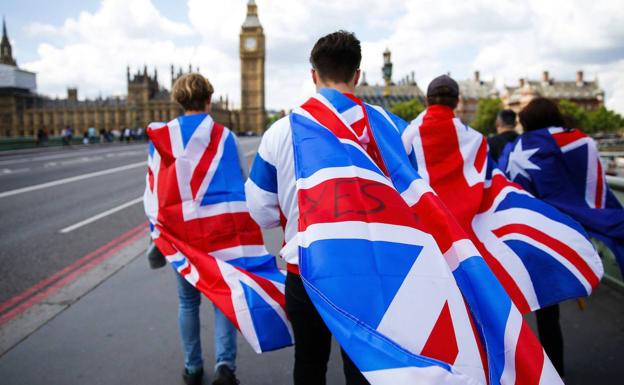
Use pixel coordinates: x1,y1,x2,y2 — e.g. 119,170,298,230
0,9,259,138
456,71,499,124
239,0,266,134
502,70,604,113
355,48,425,109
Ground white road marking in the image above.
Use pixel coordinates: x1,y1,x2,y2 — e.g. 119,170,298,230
59,197,144,233
0,145,145,166
0,161,146,199
244,150,256,157
0,168,30,176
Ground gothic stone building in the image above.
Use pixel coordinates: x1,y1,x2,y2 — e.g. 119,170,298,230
356,48,425,109
1,1,267,138
503,70,604,113
456,71,499,124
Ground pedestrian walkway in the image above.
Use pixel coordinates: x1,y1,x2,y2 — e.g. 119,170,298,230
0,227,622,384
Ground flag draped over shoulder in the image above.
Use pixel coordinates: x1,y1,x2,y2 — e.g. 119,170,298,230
498,127,624,277
143,114,293,353
290,89,562,385
402,107,603,313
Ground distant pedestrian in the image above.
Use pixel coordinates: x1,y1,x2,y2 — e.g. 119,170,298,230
123,128,131,143
487,109,518,161
82,131,89,145
36,128,44,146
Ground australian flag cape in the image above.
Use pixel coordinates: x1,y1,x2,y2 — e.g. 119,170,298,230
143,114,293,353
290,88,562,385
499,126,624,277
402,107,603,314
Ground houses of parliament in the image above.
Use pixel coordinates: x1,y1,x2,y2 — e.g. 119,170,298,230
0,1,265,137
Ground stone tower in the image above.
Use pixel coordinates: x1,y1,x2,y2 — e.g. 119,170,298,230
240,0,265,134
382,48,393,96
1,17,17,66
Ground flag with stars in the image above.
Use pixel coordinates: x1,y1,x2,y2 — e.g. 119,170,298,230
499,126,624,277
402,107,603,313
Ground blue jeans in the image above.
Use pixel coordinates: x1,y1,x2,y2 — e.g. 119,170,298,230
174,269,237,372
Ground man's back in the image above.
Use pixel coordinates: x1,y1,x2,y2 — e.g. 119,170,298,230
488,130,518,161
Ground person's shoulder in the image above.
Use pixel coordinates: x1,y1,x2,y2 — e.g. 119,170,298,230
365,103,409,133
263,115,292,142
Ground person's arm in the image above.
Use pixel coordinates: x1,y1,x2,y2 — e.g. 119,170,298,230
245,123,283,229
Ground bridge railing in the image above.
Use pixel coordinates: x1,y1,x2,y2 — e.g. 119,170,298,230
598,176,624,289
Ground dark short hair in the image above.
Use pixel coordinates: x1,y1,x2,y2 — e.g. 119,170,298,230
519,98,566,132
497,109,517,127
310,30,361,84
426,95,459,109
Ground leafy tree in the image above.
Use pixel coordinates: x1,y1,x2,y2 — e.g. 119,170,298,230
389,99,425,122
471,98,502,135
558,99,588,129
585,106,624,134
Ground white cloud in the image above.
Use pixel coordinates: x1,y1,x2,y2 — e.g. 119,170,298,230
19,0,624,114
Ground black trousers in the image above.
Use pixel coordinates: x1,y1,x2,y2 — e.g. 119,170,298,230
285,272,370,385
535,304,564,377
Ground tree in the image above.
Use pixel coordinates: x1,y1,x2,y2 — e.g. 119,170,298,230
585,106,624,134
471,98,502,135
558,99,588,129
389,99,425,122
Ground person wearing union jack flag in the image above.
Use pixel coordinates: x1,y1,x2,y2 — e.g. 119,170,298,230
144,73,263,385
245,31,373,385
401,76,605,382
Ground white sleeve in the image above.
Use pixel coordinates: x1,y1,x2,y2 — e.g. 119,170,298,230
245,121,284,229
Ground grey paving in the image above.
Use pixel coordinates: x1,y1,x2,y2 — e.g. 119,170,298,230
0,228,345,385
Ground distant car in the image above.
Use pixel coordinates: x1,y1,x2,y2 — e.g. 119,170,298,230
245,130,255,137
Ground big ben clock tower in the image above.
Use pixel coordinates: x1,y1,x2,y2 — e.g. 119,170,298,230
240,0,265,134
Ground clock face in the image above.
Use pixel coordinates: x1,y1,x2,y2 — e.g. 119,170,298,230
244,37,257,51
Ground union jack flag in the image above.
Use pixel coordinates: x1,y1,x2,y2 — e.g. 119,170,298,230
498,126,624,277
402,107,603,313
143,114,293,353
291,88,561,384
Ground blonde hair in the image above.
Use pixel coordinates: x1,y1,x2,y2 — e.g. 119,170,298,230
172,73,214,111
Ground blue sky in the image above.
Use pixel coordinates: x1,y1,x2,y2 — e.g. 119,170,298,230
3,0,624,113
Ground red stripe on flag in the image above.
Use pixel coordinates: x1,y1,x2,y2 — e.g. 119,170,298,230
551,129,586,148
301,98,359,143
420,301,459,364
471,235,532,313
514,322,545,385
190,123,224,198
198,259,240,330
302,97,390,176
162,212,265,254
298,178,415,231
237,267,288,314
148,167,154,192
418,106,482,229
475,138,488,174
493,224,600,289
595,160,604,209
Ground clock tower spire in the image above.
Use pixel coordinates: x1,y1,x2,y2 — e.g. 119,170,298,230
240,0,265,134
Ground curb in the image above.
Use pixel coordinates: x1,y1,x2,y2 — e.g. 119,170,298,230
0,233,149,357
